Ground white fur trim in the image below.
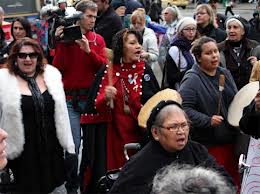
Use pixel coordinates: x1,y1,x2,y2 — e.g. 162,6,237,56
0,69,24,159
43,65,75,154
0,65,75,159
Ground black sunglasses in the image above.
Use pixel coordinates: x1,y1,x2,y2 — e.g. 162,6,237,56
17,52,39,59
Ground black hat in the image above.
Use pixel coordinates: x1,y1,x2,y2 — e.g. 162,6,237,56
226,15,250,35
110,0,126,10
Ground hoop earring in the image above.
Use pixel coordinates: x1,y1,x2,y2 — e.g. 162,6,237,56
120,57,123,65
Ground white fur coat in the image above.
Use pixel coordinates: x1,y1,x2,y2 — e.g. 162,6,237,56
0,65,75,159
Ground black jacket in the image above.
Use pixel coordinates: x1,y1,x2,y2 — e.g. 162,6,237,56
0,28,7,64
248,17,260,43
198,24,227,43
95,6,123,49
179,64,238,146
109,140,235,194
240,101,260,139
218,38,260,89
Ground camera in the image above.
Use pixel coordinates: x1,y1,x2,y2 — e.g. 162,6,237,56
54,10,83,27
45,7,83,42
55,10,83,42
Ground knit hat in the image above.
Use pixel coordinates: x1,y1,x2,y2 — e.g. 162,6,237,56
176,17,197,33
225,15,250,35
110,0,126,10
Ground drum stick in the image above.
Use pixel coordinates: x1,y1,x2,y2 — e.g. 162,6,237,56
107,61,114,109
217,74,225,115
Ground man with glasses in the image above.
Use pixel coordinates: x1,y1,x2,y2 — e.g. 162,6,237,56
109,89,235,194
53,0,107,193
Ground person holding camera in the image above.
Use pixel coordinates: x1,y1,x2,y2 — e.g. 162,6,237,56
53,0,108,193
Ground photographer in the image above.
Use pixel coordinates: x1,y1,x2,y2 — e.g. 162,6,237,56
53,0,107,193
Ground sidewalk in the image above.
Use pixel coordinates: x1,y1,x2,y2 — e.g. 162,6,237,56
187,2,257,9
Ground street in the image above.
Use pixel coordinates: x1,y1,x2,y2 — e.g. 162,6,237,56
180,2,257,20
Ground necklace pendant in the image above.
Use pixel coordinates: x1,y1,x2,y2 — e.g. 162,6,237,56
128,73,138,85
133,85,138,92
128,74,133,84
124,104,131,114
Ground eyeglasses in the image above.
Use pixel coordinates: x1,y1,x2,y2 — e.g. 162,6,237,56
182,28,197,32
17,52,39,59
158,122,189,132
195,12,208,16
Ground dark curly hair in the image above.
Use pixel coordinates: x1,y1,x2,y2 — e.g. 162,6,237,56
191,36,216,63
7,37,46,75
112,28,143,64
11,17,32,40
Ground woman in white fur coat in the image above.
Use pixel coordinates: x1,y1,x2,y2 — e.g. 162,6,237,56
0,37,75,193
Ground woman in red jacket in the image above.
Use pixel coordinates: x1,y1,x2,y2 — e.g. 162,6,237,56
80,29,159,193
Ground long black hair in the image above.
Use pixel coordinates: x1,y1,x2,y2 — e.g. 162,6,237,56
112,28,143,64
11,17,32,40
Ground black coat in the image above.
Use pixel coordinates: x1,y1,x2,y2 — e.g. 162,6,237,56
179,64,238,146
198,24,227,43
0,28,7,64
240,101,260,139
218,38,260,89
109,140,235,194
248,17,260,43
95,6,123,49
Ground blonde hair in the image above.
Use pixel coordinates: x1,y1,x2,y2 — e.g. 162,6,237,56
196,4,215,25
131,8,146,26
164,5,181,20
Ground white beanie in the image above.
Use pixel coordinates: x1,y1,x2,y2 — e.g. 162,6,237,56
176,17,197,33
225,18,244,30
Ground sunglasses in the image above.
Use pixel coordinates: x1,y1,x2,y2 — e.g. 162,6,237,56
17,52,39,59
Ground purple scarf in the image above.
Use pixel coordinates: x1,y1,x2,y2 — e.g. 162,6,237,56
171,36,194,69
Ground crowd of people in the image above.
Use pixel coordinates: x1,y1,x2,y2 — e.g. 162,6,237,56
1,0,260,193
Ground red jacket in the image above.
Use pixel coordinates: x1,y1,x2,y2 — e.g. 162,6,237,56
53,31,108,90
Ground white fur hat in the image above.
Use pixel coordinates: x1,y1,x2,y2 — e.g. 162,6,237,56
176,17,197,33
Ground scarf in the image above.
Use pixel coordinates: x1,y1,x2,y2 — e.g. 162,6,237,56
16,67,47,145
197,23,214,37
171,36,194,69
